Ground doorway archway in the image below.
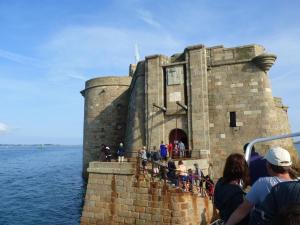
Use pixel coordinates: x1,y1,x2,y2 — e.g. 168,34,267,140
169,129,188,149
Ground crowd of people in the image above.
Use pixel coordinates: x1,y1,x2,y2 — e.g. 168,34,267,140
214,144,300,225
99,140,191,163
100,140,300,225
144,140,193,160
138,145,215,196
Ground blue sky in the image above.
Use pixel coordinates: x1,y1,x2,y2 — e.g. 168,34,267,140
0,0,299,144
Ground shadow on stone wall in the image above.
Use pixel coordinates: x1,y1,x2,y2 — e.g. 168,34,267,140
84,90,130,173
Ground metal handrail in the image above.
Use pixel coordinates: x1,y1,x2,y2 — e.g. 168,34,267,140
210,219,223,225
245,132,300,164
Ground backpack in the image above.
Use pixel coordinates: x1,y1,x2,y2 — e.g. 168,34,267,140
250,180,300,225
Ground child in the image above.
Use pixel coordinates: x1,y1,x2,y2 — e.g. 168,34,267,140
205,175,215,200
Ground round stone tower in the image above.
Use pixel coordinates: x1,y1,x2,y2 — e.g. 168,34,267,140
81,76,132,178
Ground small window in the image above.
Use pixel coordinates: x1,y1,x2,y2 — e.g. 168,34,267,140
230,112,237,127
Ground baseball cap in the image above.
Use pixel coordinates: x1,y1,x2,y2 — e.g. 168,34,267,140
264,146,292,166
105,146,110,150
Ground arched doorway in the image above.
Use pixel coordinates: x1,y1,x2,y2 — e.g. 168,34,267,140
169,128,188,149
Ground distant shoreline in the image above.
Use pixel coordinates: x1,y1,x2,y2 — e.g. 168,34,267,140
0,144,83,147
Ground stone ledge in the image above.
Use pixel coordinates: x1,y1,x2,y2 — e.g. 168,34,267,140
82,76,132,93
87,162,136,175
185,44,205,51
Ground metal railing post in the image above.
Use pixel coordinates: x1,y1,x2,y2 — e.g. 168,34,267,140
245,132,300,165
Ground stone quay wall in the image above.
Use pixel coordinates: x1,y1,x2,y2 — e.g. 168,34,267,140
80,162,215,225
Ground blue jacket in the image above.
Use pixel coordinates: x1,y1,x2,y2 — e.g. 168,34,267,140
117,147,125,156
160,144,167,157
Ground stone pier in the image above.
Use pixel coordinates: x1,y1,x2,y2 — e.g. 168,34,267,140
80,161,216,225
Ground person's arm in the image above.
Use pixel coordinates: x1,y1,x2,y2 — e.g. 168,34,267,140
225,200,253,225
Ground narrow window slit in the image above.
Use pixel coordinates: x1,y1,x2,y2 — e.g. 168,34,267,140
230,112,237,127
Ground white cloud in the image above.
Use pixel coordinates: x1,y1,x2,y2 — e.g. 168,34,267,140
136,9,162,29
0,48,44,67
260,29,300,66
0,122,10,134
271,69,299,82
65,74,87,81
39,25,183,80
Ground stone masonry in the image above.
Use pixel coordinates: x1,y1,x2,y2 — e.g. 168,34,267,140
80,43,298,225
80,161,215,225
81,43,297,179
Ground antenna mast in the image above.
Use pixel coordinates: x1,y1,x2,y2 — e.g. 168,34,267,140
134,43,140,63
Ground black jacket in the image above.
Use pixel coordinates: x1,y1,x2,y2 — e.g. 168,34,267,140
214,178,249,225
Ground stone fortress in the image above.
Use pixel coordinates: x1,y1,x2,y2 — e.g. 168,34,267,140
80,43,296,225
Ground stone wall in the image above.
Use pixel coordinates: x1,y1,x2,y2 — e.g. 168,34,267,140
80,162,215,225
145,55,170,151
81,43,297,179
185,45,210,158
81,77,132,178
206,45,296,176
125,62,146,157
269,98,296,159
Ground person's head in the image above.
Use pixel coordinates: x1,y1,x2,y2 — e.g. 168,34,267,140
161,141,163,144
205,175,212,181
243,143,255,154
264,146,292,175
178,160,183,165
274,203,300,225
188,168,193,174
194,163,199,168
223,153,249,185
120,142,123,147
168,160,176,168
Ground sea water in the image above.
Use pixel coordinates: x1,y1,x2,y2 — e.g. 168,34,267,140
0,144,299,225
0,145,84,225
